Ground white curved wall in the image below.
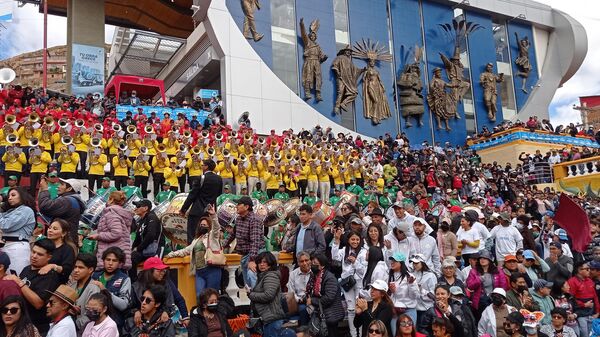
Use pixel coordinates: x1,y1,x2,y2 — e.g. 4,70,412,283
202,1,369,138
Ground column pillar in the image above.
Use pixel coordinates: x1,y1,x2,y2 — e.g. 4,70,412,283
66,0,105,95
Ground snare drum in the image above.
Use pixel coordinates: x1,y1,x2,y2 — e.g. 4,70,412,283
81,195,107,227
283,198,302,219
217,200,238,227
123,195,142,213
312,201,335,227
160,193,189,246
334,191,357,216
153,200,171,220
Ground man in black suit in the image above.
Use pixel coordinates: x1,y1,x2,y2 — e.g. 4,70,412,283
180,159,223,244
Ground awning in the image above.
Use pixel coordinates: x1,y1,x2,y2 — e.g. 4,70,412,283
104,75,166,104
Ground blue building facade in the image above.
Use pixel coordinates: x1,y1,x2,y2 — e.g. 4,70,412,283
225,0,540,144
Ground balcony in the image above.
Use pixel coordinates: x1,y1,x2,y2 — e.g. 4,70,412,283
553,155,600,195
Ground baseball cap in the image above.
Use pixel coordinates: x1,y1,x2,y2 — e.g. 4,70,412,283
504,255,518,263
554,229,568,241
523,250,535,260
224,184,231,190
162,182,171,186
449,205,462,212
133,199,153,209
48,172,58,178
237,196,253,207
389,252,406,263
449,286,464,296
143,257,169,270
0,251,10,270
442,256,457,268
590,260,600,270
369,279,388,292
392,201,404,209
492,288,506,297
127,175,135,180
497,212,510,221
7,175,17,181
533,279,553,291
58,178,82,193
478,250,493,261
409,254,426,264
102,177,111,181
549,242,562,250
506,311,524,325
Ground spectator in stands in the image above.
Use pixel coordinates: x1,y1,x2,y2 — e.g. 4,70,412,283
539,307,578,337
361,246,389,300
70,253,101,331
130,199,164,281
0,295,41,337
44,219,77,284
408,218,441,274
91,247,131,328
477,288,515,337
81,290,119,337
291,204,326,257
354,279,394,337
38,178,86,245
0,186,36,275
505,272,539,311
466,250,509,314
545,242,573,287
45,285,78,337
124,285,175,337
567,261,600,337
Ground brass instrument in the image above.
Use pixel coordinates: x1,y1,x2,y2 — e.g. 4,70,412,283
271,139,278,147
24,123,33,139
90,137,101,148
93,123,103,133
223,149,231,158
5,134,19,163
89,147,100,165
294,139,302,146
200,130,209,139
61,135,73,146
207,147,216,157
215,132,223,142
118,151,128,168
44,116,54,127
285,153,293,161
244,133,252,142
58,118,69,129
157,144,167,168
117,140,128,151
191,145,202,156
325,144,333,151
240,153,248,162
127,125,137,134
75,119,85,128
333,145,340,154
321,136,328,143
28,137,39,147
183,130,192,138
112,123,122,133
30,146,42,165
140,146,149,156
231,130,238,138
28,113,40,124
59,146,72,164
310,153,318,161
284,138,291,145
315,144,322,151
178,144,188,154
5,114,16,125
144,125,154,134
258,136,266,145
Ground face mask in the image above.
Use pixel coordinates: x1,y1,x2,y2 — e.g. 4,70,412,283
515,223,524,230
517,286,528,293
503,327,514,335
532,232,540,239
524,327,537,335
198,227,209,235
206,303,218,313
311,266,321,275
491,296,504,307
85,309,101,321
440,224,450,231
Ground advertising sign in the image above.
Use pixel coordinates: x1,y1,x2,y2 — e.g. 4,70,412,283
116,105,211,125
71,44,104,97
198,89,219,99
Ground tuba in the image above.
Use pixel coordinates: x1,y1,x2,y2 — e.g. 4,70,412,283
215,132,223,142
112,123,122,133
28,137,39,147
183,130,192,139
93,123,103,133
44,116,54,127
200,130,209,139
59,145,72,164
58,118,69,129
90,137,101,148
273,152,282,161
144,125,154,134
258,136,266,145
6,134,18,144
28,113,40,124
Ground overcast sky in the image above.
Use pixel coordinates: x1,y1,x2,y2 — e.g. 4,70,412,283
0,1,598,127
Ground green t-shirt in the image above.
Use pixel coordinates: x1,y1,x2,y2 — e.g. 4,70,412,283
303,195,319,206
96,186,117,200
449,198,462,206
251,190,268,203
121,185,142,200
155,190,177,204
216,193,236,206
0,187,9,195
329,195,341,206
273,192,290,202
48,183,60,199
379,195,392,209
347,184,364,195
193,239,207,270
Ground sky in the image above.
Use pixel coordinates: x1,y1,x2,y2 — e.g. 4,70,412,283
0,0,598,127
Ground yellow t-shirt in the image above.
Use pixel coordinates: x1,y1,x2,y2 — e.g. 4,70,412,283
88,153,108,175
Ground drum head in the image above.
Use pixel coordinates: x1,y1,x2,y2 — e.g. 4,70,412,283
160,193,189,246
217,200,238,227
283,198,302,218
264,199,285,227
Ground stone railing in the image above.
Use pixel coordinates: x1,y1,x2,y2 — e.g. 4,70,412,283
467,128,599,150
553,155,600,180
163,252,294,307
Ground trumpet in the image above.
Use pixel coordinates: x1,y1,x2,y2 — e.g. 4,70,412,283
284,138,291,145
61,135,73,146
315,144,322,151
178,144,188,154
271,139,278,147
240,153,248,162
310,153,318,161
157,144,167,153
294,139,302,146
112,123,122,133
273,152,281,161
140,146,149,156
326,144,333,151
144,125,154,134
44,116,54,127
94,123,103,133
58,118,69,129
28,137,39,147
333,145,340,154
244,133,252,141
29,113,40,124
223,149,231,158
230,130,238,138
285,153,293,161
191,145,202,156
59,146,72,164
258,136,266,145
200,130,209,139
183,130,192,138
127,125,137,134
91,137,101,147
75,119,85,128
5,114,16,125
321,136,328,143
215,132,223,142
207,147,216,156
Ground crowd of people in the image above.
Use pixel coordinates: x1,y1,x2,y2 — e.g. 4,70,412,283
0,85,599,337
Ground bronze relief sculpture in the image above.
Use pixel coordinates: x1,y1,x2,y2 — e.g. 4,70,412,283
427,67,458,131
397,45,425,127
514,32,531,93
299,18,328,102
241,0,263,42
332,45,361,114
353,39,393,125
479,62,504,122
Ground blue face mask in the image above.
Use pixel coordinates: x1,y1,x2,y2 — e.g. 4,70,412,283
524,327,537,335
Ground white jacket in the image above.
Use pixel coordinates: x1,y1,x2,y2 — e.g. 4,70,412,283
331,243,367,291
414,270,437,311
478,304,516,337
359,261,389,299
389,271,419,309
383,232,410,266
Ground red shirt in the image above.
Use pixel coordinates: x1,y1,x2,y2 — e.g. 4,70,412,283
567,275,600,314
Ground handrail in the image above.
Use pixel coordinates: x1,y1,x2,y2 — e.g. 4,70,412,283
467,127,595,146
553,155,600,180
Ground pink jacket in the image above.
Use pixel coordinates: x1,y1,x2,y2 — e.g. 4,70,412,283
96,205,133,269
466,268,509,309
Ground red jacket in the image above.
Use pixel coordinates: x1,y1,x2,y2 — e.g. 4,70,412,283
567,275,600,314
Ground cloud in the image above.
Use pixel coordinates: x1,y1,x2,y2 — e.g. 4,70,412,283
0,2,114,60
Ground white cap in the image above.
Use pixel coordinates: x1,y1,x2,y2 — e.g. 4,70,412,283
369,279,388,292
492,288,506,297
59,178,82,194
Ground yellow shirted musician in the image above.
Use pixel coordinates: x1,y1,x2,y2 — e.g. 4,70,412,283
17,115,42,146
187,146,204,188
317,160,331,203
164,158,184,192
217,151,235,193
2,141,26,186
233,154,249,195
162,131,179,156
87,144,108,191
133,151,152,198
57,144,80,179
151,147,169,197
112,150,131,189
28,143,52,196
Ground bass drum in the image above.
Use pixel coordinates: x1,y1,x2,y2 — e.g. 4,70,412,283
123,194,142,213
263,199,286,227
217,199,238,227
252,198,268,221
153,200,171,220
81,195,107,228
312,201,335,227
160,193,189,246
283,197,302,219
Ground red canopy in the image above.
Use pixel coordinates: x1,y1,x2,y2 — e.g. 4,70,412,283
104,75,166,103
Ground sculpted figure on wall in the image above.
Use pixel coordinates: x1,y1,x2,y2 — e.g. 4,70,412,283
332,45,361,114
514,32,531,93
241,0,263,42
353,39,393,125
428,67,458,131
397,46,424,127
440,47,468,119
479,62,504,122
299,18,328,102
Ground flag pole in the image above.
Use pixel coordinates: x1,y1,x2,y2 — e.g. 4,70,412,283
43,0,48,96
